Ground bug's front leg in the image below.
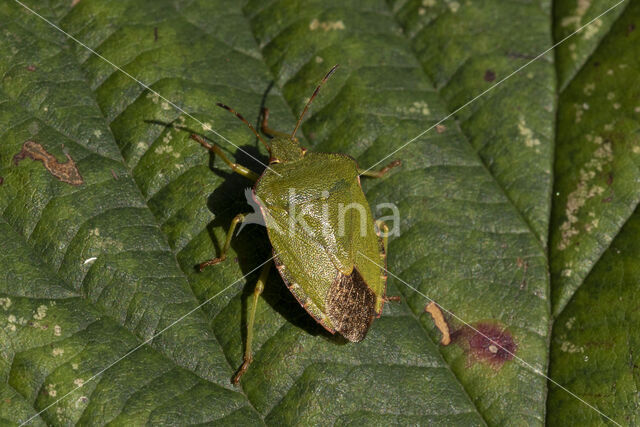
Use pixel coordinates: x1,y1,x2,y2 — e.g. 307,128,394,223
189,134,259,181
199,213,246,270
358,160,401,178
232,259,272,384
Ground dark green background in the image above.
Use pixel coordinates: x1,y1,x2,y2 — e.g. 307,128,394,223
0,0,637,425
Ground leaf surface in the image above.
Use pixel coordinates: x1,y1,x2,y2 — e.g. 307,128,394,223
547,208,640,425
550,0,640,315
391,0,556,243
246,0,549,424
2,0,637,425
0,0,491,424
546,1,640,424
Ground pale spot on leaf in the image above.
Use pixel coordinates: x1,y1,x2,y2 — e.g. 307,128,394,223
46,384,57,397
558,136,613,250
583,18,602,40
583,82,595,96
33,305,48,320
560,340,584,353
309,18,346,31
565,317,576,329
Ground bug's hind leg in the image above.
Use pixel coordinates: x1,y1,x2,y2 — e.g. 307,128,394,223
199,213,246,270
375,219,401,303
261,108,298,141
358,160,402,178
232,260,272,384
189,134,259,181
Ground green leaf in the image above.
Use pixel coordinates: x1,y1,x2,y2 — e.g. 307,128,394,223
550,0,640,315
0,220,259,425
554,0,627,91
546,1,640,424
248,1,549,424
391,0,556,243
0,0,490,424
1,0,637,425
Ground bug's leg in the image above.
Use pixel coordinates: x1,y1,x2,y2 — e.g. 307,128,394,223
375,219,402,303
375,219,390,256
199,213,246,270
358,160,402,178
232,259,272,384
261,108,298,141
189,134,259,181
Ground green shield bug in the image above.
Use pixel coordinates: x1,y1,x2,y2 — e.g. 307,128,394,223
189,65,401,383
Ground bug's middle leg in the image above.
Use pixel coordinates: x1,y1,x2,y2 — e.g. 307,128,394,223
375,219,390,256
261,108,298,141
232,259,272,384
358,160,402,178
375,219,401,303
199,213,246,270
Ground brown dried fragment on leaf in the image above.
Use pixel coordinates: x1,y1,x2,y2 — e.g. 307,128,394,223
13,140,83,186
424,301,451,345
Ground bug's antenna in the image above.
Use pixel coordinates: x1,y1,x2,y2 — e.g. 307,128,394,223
290,64,339,140
216,103,271,152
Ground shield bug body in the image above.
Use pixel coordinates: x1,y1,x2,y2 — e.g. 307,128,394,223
190,66,401,383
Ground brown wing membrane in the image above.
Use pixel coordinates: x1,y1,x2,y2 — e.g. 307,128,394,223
325,268,377,342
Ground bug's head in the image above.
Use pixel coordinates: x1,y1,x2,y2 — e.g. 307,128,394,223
268,136,306,163
214,65,338,165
